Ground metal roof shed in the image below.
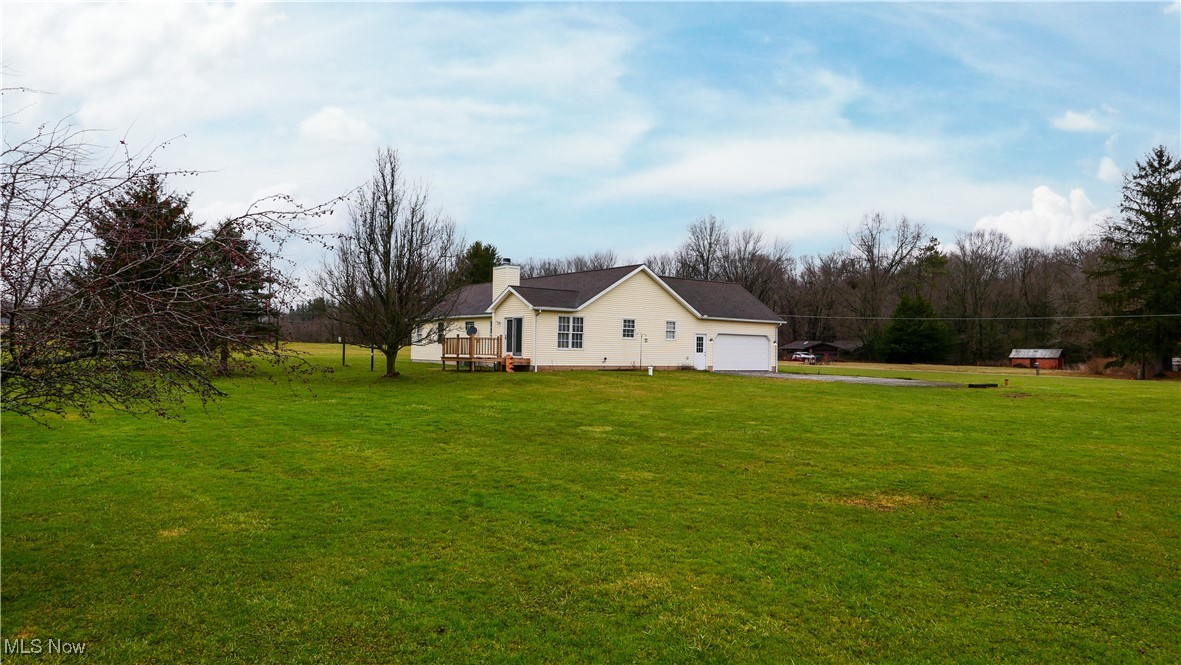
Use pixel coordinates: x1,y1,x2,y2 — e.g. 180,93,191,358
1009,348,1065,369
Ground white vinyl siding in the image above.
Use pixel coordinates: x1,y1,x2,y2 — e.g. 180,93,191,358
494,292,535,360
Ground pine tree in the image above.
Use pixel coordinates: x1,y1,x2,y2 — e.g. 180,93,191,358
879,294,950,364
77,174,202,356
202,220,278,373
460,241,501,284
1090,146,1181,378
85,174,199,298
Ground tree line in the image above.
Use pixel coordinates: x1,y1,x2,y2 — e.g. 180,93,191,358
315,148,1173,376
293,145,1180,378
5,90,1177,422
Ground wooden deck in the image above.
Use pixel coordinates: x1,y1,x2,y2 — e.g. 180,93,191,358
441,335,530,372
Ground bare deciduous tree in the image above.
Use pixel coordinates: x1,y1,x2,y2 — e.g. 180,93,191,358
840,212,926,351
565,249,619,273
716,228,794,308
518,250,620,278
643,250,678,277
946,229,1013,362
317,148,465,377
675,214,727,280
792,250,855,342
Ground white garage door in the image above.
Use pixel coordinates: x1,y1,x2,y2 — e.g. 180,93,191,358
713,334,772,371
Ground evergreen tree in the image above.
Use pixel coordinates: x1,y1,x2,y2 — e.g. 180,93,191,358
202,220,278,372
288,297,332,322
460,241,501,284
2,109,337,421
1089,146,1181,378
78,176,279,372
77,175,202,356
85,174,199,298
879,294,950,364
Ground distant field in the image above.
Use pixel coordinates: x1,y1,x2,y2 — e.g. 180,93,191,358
781,360,1095,379
3,343,1178,663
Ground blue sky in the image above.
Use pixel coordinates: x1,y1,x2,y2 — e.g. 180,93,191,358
4,2,1179,276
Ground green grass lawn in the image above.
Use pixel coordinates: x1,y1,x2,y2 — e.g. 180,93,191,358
3,344,1179,663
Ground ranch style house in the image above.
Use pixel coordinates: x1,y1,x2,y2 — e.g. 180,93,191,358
411,263,783,372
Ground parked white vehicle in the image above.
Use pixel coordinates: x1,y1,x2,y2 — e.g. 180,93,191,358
791,352,815,361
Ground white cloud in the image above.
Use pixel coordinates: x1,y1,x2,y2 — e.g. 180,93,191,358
2,4,650,254
298,107,380,145
975,186,1107,247
598,132,935,200
3,2,282,130
753,174,1031,250
1165,1,1180,14
1051,110,1105,132
1096,157,1122,184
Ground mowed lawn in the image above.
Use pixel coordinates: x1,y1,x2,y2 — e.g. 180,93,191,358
3,344,1178,663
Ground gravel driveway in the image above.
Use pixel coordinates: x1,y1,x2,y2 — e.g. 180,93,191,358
720,371,959,388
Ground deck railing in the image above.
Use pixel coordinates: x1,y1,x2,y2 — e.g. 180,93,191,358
441,335,503,359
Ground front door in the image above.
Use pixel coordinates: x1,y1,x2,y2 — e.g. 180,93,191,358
694,334,707,370
505,318,523,355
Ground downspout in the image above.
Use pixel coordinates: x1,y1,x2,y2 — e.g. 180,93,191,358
533,309,540,372
775,321,785,373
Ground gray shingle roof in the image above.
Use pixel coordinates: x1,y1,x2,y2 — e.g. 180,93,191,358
1009,348,1064,359
437,282,493,317
509,286,579,309
435,265,782,323
519,265,640,307
659,276,782,322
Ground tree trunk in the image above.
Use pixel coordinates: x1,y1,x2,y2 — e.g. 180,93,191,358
1148,355,1166,378
384,347,399,378
219,343,230,376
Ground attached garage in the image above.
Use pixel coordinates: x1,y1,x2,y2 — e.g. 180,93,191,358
713,333,773,371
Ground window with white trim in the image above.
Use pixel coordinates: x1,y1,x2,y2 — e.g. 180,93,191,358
572,317,584,349
622,319,635,339
665,320,676,340
558,316,584,349
558,316,570,348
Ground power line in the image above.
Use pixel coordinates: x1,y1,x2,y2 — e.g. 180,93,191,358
780,313,1181,321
